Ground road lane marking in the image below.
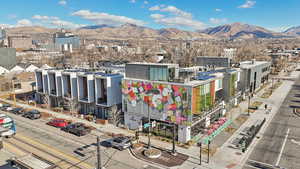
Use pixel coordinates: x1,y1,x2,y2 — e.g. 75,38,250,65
15,133,94,169
276,128,290,166
291,139,300,146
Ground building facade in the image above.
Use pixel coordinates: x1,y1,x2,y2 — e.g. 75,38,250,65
239,60,271,93
35,68,123,124
8,36,32,49
53,30,80,49
195,56,232,68
122,63,226,143
0,48,16,69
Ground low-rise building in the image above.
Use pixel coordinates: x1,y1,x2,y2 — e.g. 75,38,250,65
122,63,226,143
195,56,232,68
239,60,271,93
35,68,123,124
8,36,32,49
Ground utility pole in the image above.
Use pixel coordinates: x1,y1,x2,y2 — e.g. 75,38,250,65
207,140,210,163
199,142,202,165
172,123,176,155
147,100,151,149
248,95,251,116
97,136,102,169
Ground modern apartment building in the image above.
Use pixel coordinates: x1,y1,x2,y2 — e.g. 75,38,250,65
53,29,80,49
122,63,226,143
35,68,123,124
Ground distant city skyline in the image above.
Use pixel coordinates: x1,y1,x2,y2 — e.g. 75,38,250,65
0,0,299,32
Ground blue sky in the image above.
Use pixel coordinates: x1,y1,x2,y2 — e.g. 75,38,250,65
0,0,299,32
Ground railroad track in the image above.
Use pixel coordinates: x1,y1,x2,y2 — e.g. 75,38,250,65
4,135,93,169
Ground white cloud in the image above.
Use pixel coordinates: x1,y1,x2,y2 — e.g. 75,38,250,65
16,19,32,27
150,14,165,19
151,15,206,30
149,5,161,11
50,20,84,28
209,18,228,24
130,0,136,3
72,10,146,26
149,5,192,18
32,15,83,28
238,1,256,8
144,1,148,4
32,15,59,21
215,8,222,12
149,5,205,30
0,24,14,28
58,0,67,6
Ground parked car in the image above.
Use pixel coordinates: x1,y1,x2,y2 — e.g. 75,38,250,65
47,118,70,128
61,123,91,136
10,108,24,115
0,104,11,111
22,110,41,120
102,136,132,150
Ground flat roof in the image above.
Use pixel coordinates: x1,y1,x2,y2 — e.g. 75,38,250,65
240,61,270,69
127,62,178,67
125,73,223,87
196,56,230,59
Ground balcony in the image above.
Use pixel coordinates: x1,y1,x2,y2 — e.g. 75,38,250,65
51,89,57,95
97,97,107,105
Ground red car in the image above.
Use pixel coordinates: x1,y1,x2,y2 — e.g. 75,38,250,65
47,118,70,128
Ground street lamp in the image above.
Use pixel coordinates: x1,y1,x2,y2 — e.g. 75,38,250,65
248,95,251,116
145,89,160,149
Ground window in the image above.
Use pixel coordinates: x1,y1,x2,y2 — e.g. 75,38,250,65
150,66,168,81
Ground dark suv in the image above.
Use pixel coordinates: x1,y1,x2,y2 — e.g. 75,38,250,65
22,110,41,119
61,123,91,136
10,108,24,115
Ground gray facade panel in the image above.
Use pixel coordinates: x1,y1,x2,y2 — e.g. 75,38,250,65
0,48,16,69
125,64,149,80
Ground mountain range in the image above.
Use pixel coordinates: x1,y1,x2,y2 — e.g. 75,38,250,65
5,22,300,40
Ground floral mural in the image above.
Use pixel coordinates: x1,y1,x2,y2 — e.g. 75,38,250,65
122,80,192,126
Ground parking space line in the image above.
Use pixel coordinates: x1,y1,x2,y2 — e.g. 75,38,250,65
276,128,290,166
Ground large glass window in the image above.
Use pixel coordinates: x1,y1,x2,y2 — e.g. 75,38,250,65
150,67,168,81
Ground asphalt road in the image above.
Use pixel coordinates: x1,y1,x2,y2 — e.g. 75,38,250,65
1,110,159,169
244,76,300,169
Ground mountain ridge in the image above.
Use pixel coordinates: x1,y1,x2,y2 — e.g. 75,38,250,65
5,23,299,40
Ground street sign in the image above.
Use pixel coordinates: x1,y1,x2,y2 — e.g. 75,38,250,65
143,123,151,128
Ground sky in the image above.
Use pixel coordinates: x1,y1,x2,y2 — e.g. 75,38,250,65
0,0,299,32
